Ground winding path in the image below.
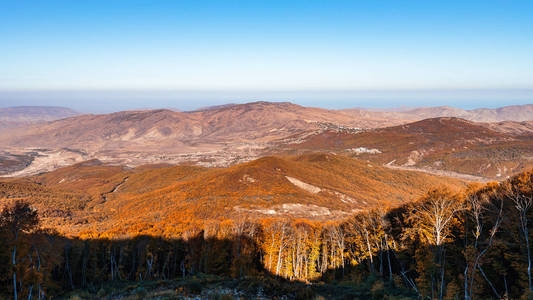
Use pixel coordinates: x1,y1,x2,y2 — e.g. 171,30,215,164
101,176,129,202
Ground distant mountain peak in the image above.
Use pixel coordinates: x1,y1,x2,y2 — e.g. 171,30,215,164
193,101,300,112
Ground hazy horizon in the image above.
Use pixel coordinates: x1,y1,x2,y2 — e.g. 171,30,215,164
1,88,532,113
1,1,532,112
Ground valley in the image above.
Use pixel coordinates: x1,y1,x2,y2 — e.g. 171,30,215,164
3,2,533,298
1,102,533,299
1,102,533,180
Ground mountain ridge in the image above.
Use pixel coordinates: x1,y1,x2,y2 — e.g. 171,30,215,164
290,117,533,179
1,101,532,177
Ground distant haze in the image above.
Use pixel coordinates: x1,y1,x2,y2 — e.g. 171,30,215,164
1,89,532,113
1,1,533,103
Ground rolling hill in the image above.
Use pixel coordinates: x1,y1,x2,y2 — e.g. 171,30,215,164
289,117,533,179
1,101,532,177
0,154,466,237
342,104,533,123
0,102,395,175
0,102,382,151
402,104,533,122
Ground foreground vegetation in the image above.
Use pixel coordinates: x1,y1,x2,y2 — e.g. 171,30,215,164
1,169,532,299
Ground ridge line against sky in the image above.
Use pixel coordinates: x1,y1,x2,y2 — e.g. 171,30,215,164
1,1,532,111
1,88,532,113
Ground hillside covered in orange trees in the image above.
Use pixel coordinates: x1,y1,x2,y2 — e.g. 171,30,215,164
2,166,532,299
0,153,466,238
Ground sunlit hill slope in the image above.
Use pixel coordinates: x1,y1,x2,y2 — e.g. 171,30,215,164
0,154,465,238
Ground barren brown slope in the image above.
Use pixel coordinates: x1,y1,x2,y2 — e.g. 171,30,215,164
0,153,466,237
482,120,533,135
0,101,391,174
0,109,201,151
289,117,533,179
3,102,532,176
399,104,533,122
464,104,533,122
187,101,360,142
0,102,378,150
3,103,532,151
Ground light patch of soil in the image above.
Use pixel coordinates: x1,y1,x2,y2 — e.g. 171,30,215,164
279,203,331,216
285,176,321,193
346,147,382,154
404,150,423,166
384,162,489,182
2,148,89,177
234,203,334,218
239,174,257,183
326,189,358,204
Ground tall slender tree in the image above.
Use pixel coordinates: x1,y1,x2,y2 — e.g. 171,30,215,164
0,201,39,300
507,183,533,291
408,188,462,300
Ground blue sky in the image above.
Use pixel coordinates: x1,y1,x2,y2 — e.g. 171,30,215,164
1,1,532,111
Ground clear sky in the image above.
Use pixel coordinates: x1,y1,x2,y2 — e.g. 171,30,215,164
1,1,533,111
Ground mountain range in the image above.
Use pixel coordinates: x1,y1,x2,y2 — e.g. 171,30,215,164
349,104,533,122
0,102,532,180
0,101,532,239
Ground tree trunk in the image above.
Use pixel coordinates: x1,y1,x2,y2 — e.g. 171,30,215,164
276,231,285,276
504,275,509,299
13,244,17,300
464,264,468,300
364,229,374,272
379,240,383,275
526,225,532,291
268,234,275,271
385,236,392,282
439,247,446,300
13,271,18,300
28,285,33,300
478,265,500,298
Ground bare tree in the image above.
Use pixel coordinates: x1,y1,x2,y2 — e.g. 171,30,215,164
327,224,346,273
275,221,288,276
344,212,380,273
507,184,533,291
410,188,461,300
464,192,503,299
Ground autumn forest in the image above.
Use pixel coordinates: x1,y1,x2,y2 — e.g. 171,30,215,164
3,0,533,298
1,169,533,299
